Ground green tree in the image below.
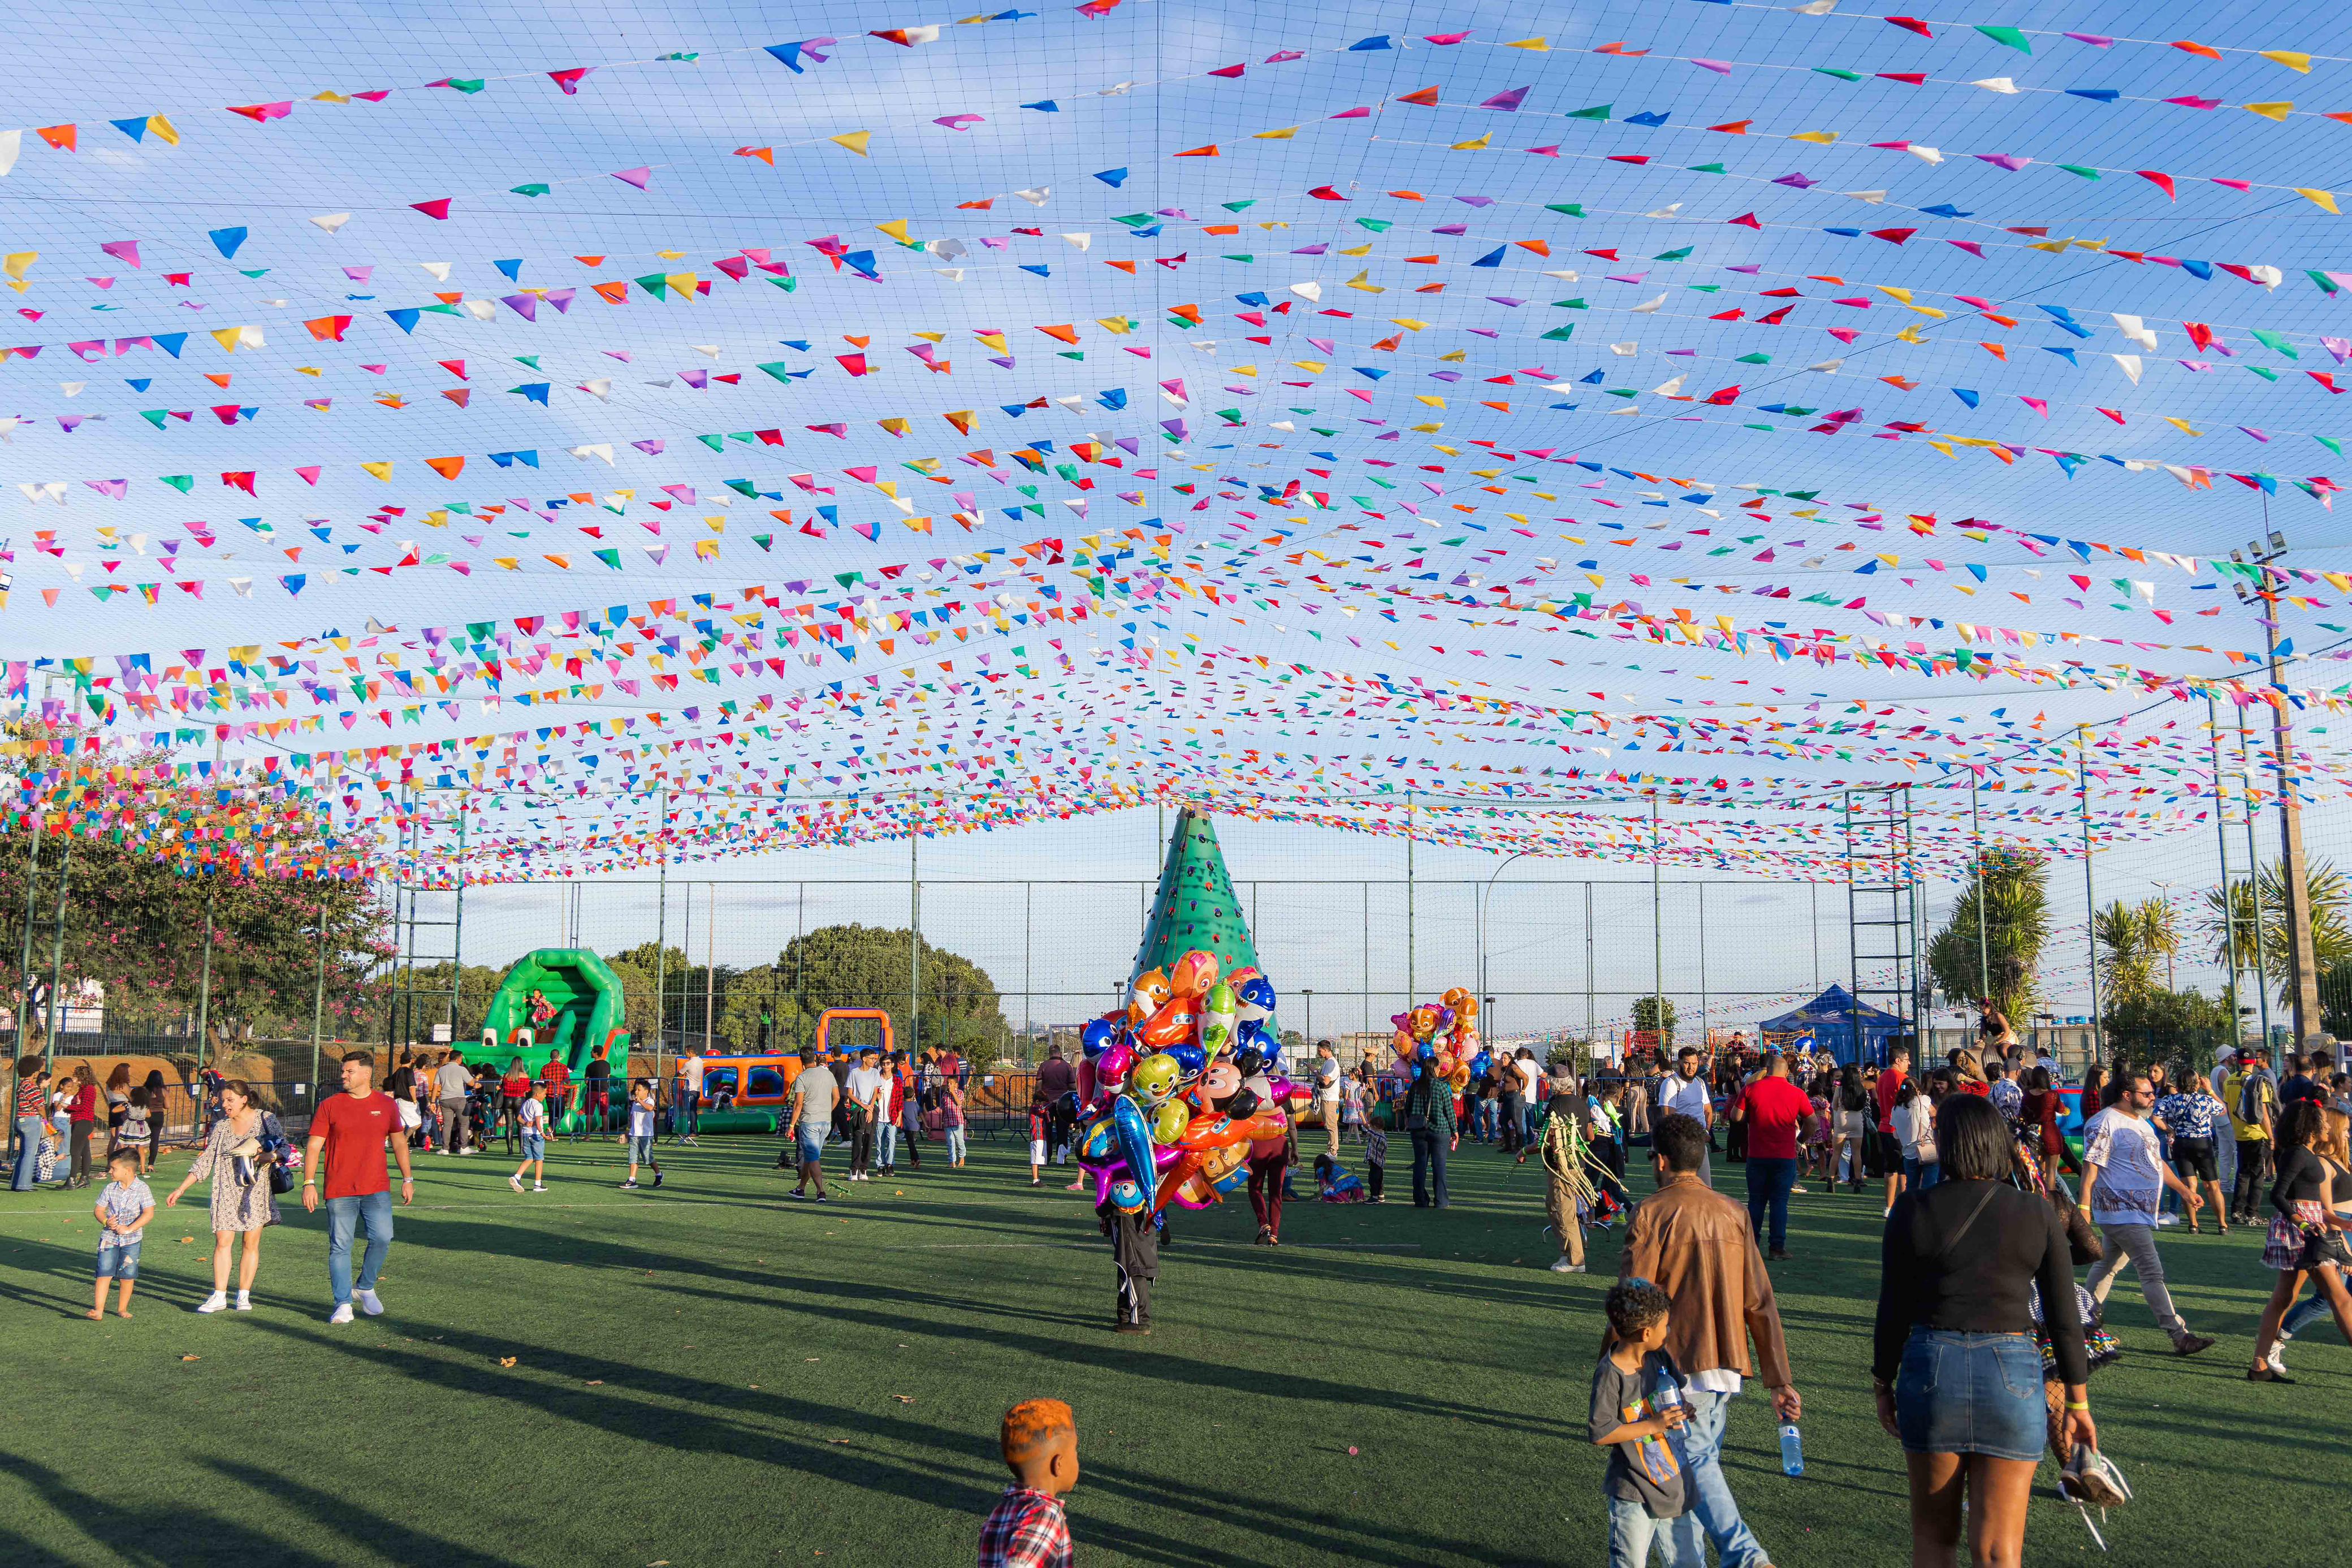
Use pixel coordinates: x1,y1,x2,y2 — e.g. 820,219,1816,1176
392,962,506,1042
2199,859,2352,1004
1927,845,2050,1019
2102,987,2236,1077
1631,995,1677,1047
703,924,1005,1056
0,720,388,1050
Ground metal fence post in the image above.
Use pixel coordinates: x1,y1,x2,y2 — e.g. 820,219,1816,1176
307,912,329,1119
910,831,922,1055
654,790,668,1086
16,815,41,1056
44,846,70,1073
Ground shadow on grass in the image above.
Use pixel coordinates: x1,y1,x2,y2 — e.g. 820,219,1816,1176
242,1310,1514,1568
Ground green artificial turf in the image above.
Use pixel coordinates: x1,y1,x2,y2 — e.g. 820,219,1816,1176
0,1133,2339,1566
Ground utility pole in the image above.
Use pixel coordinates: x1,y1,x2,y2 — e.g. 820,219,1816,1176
910,828,922,1056
2239,711,2275,1049
1971,772,1990,1000
1404,792,1416,1003
1650,791,1663,1049
2235,526,2323,1047
2079,726,2102,1059
2208,696,2244,1044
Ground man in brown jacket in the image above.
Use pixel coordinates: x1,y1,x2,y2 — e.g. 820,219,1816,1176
1614,1111,1800,1568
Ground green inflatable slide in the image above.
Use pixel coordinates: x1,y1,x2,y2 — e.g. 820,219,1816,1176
475,948,633,1133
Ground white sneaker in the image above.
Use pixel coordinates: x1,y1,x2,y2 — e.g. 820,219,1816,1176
2268,1343,2289,1375
508,1174,524,1192
328,1302,354,1324
194,1290,228,1314
532,1183,546,1192
355,1288,384,1317
2156,1212,2180,1227
234,1290,252,1311
1550,1257,1586,1274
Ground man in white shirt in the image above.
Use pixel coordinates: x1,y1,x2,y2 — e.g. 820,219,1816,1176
1514,1049,1547,1144
1312,1042,1342,1159
678,1050,706,1146
843,1049,887,1182
1658,1047,1713,1186
2082,1072,2213,1357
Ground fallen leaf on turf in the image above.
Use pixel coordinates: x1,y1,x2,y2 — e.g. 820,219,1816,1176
586,1380,604,1386
180,1354,201,1362
892,1394,914,1404
804,1357,820,1362
499,1357,517,1367
829,1438,851,1445
179,1236,195,1244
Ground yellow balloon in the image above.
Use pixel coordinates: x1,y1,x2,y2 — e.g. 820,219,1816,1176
1130,1051,1182,1106
1151,1099,1191,1145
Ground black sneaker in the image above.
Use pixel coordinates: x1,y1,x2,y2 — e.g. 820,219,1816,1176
651,1170,665,1188
786,1189,809,1201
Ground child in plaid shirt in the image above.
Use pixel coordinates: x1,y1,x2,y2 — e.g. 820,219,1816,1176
1362,1122,1389,1203
978,1398,1078,1568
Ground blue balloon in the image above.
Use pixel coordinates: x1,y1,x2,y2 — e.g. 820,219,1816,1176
1080,1016,1120,1059
1165,1041,1208,1077
1239,1016,1280,1072
1111,1095,1159,1218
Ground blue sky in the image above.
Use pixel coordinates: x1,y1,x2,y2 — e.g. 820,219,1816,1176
8,0,2352,1029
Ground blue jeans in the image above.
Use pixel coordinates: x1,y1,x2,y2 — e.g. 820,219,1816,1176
1607,1493,1680,1567
946,1127,967,1162
677,1091,699,1138
2284,1284,2337,1338
1410,1127,1449,1206
1745,1156,1798,1251
325,1189,395,1306
1667,1388,1770,1568
1903,1156,1940,1191
11,1114,44,1190
876,1122,899,1167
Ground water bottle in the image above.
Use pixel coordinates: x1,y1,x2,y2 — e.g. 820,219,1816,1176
1779,1422,1805,1478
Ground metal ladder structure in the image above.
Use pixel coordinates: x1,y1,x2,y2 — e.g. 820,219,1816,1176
385,786,468,1052
1844,785,1919,1065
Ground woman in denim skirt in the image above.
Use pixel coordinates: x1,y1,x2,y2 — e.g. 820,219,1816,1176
1873,1095,2098,1567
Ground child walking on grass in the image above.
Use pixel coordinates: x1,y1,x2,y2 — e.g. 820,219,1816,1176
91,1150,153,1320
1361,1120,1388,1204
1592,1278,1692,1567
624,1080,663,1189
508,1082,548,1194
1028,1099,1050,1186
978,1398,1078,1568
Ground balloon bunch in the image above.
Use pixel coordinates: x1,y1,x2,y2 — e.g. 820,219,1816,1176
1387,986,1483,1089
1074,949,1299,1219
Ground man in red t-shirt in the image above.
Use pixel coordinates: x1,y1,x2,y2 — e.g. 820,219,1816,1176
1734,1051,1820,1259
1874,1042,1911,1215
302,1051,414,1323
539,1053,573,1136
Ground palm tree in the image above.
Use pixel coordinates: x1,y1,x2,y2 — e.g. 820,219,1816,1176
1928,845,2049,1020
2135,896,2179,993
2199,859,2352,1002
2094,900,2158,1008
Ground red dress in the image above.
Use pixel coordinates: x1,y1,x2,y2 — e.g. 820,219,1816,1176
2025,1090,2064,1156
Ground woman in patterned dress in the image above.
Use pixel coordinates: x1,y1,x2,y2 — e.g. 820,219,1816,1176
163,1078,280,1314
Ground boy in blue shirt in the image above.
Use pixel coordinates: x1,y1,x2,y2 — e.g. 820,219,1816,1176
91,1149,153,1320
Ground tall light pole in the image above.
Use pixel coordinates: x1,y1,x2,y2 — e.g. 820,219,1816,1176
1477,848,1534,1015
2152,880,2176,993
2236,525,2321,1047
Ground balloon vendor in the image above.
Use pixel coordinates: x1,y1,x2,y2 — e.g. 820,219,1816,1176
1073,948,1303,1332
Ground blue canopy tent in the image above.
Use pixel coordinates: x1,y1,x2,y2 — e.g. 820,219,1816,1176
1759,985,1907,1066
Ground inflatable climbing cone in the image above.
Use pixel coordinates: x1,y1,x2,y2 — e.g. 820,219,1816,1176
1131,806,1268,997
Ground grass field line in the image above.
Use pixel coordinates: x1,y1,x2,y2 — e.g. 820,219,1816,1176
877,1239,1425,1251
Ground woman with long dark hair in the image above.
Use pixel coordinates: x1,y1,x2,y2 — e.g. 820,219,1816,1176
2020,1066,2066,1189
2247,1099,2352,1381
1834,1064,1872,1194
1875,1095,2096,1566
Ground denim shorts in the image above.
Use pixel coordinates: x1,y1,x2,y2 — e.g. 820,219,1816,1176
1894,1328,2046,1461
797,1126,827,1167
96,1241,140,1280
629,1134,654,1164
521,1132,545,1161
